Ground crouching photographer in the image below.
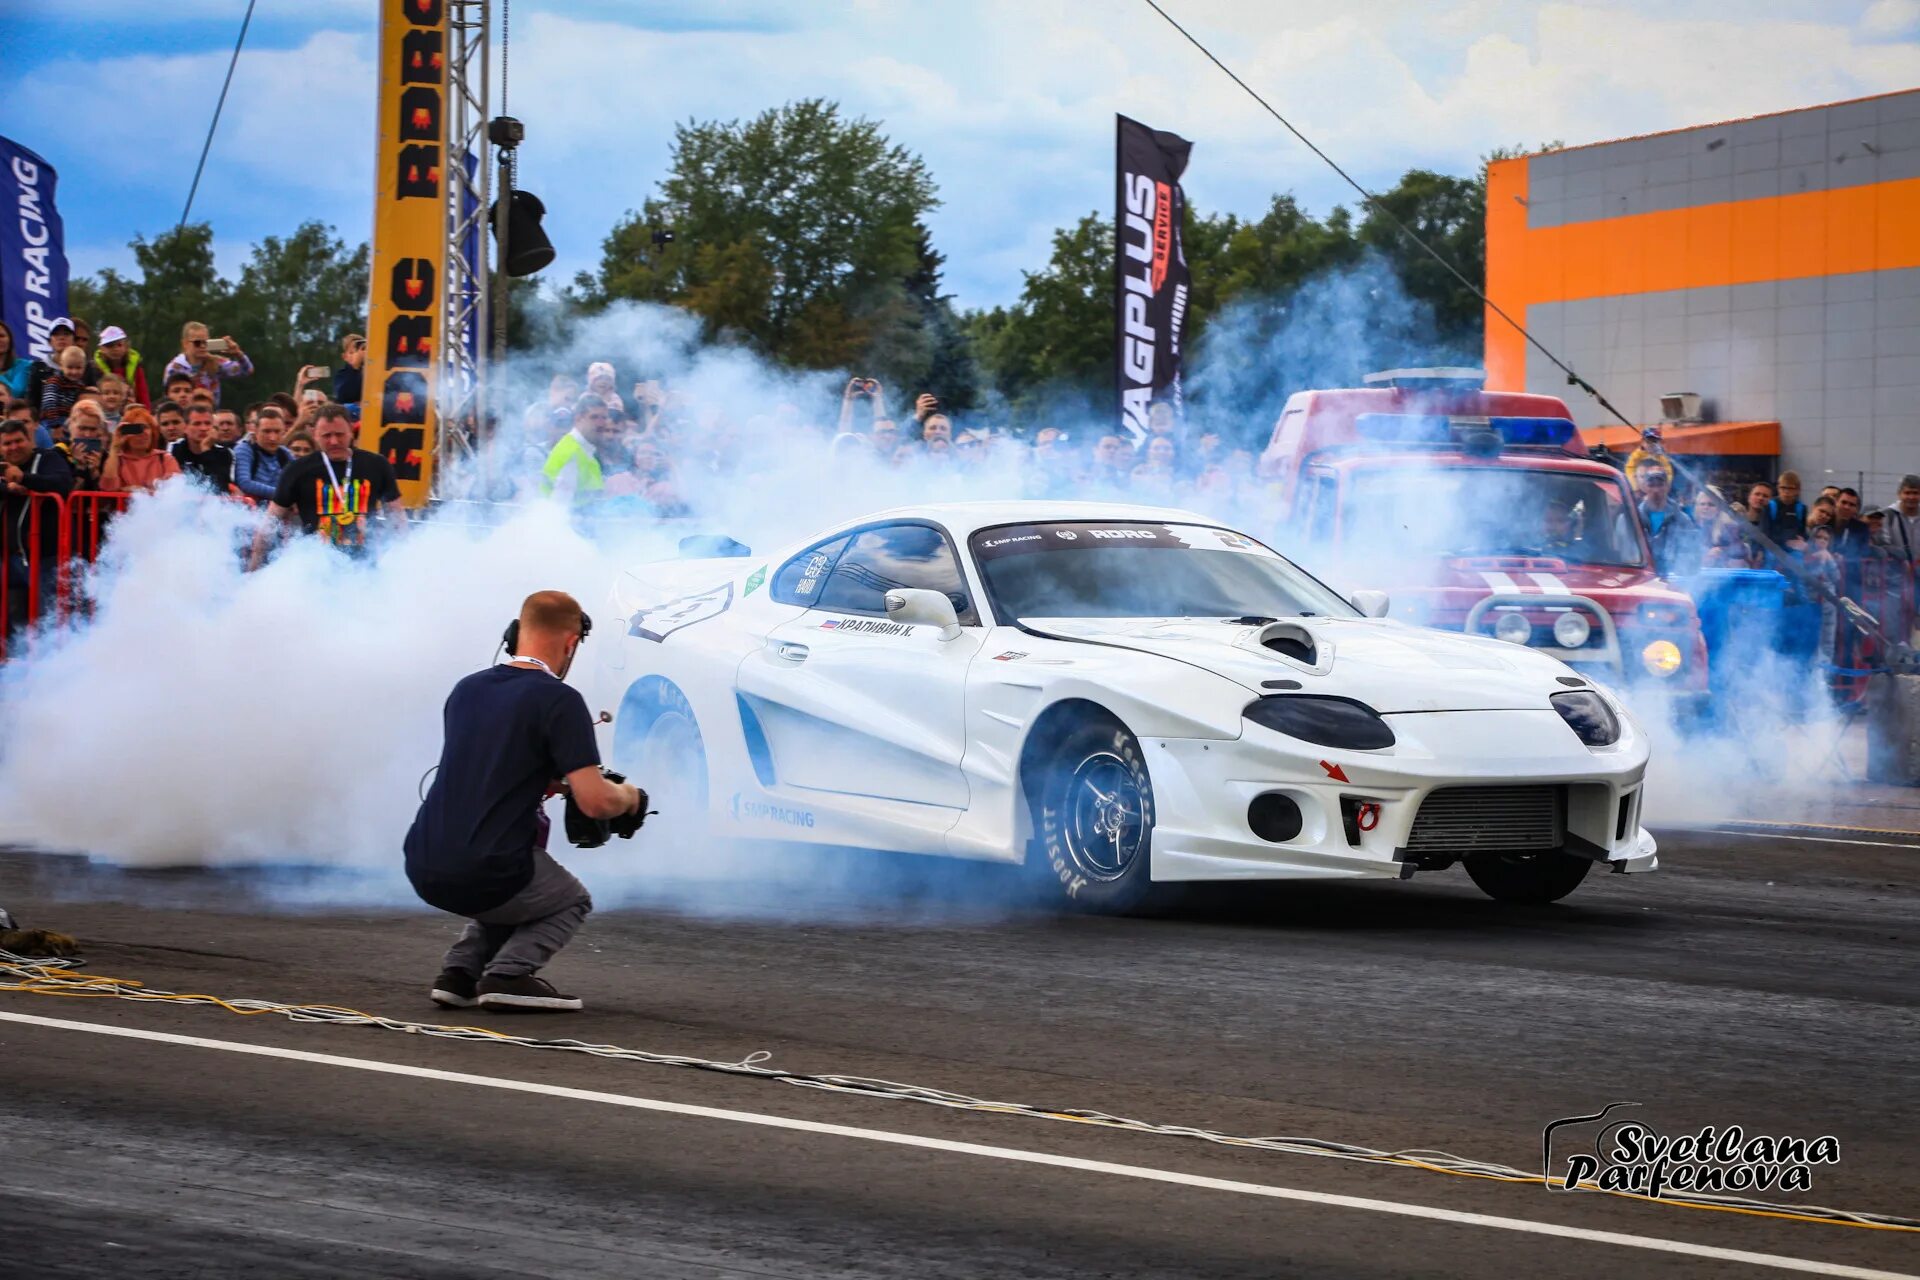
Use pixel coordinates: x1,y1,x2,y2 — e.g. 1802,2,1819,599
404,591,647,1013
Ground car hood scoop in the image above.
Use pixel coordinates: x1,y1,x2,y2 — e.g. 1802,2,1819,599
1032,616,1563,711
1256,621,1318,666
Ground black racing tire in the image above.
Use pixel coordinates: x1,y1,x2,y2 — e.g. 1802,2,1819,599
1025,714,1167,914
1463,851,1592,904
613,680,708,838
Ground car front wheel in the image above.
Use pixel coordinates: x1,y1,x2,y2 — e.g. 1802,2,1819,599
1463,850,1592,904
1028,715,1166,914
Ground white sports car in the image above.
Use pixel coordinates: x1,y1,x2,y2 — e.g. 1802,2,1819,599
596,501,1656,912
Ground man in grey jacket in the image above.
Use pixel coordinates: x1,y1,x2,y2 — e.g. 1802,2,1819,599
1876,474,1920,565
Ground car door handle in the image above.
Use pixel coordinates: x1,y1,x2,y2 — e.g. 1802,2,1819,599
776,642,809,663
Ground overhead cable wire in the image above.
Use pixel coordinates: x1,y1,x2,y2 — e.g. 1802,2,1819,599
1136,0,1898,651
180,0,259,229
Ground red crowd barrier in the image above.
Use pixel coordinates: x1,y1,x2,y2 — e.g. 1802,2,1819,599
0,491,73,662
67,490,131,565
2,488,260,661
1829,556,1917,702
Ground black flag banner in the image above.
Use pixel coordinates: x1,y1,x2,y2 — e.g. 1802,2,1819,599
1114,115,1193,442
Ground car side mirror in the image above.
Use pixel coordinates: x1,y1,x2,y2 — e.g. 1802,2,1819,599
885,588,962,640
1349,589,1391,618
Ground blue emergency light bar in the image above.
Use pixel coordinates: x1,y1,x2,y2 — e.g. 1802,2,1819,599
1352,414,1578,449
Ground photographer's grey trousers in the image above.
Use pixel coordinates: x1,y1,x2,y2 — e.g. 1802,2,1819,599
442,850,593,979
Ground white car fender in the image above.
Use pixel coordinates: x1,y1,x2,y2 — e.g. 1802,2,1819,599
946,635,1252,862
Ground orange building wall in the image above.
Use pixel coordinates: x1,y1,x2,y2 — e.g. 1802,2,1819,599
1484,90,1920,489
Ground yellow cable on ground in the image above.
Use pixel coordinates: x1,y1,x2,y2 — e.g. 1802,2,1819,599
3,950,1913,1234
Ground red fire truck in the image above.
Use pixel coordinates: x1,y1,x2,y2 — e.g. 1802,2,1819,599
1258,368,1709,704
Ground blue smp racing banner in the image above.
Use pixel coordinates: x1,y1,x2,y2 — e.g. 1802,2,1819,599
1114,115,1191,444
0,137,68,363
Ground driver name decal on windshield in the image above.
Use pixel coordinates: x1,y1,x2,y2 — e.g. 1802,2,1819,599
974,523,1189,559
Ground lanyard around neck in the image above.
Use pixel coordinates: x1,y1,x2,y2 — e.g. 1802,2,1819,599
504,657,558,678
319,450,354,508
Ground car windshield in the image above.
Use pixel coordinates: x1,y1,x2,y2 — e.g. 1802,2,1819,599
1343,465,1646,567
971,522,1355,623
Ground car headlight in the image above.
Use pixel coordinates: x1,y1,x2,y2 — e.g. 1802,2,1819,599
1551,690,1620,747
1493,612,1532,644
1244,696,1396,750
1552,612,1592,648
1640,639,1683,678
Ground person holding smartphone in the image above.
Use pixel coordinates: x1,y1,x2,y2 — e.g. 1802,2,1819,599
835,376,886,434
101,408,182,494
162,321,252,408
62,398,110,490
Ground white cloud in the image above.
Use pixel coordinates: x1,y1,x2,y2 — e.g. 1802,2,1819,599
1860,0,1920,38
16,1,1920,310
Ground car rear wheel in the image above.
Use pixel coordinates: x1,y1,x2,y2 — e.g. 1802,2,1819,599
1463,850,1592,904
615,680,708,839
1027,715,1166,914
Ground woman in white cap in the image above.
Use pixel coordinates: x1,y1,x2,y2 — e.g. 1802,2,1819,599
585,361,626,419
91,324,151,409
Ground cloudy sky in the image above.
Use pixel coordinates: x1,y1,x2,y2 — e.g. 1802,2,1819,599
9,0,1919,310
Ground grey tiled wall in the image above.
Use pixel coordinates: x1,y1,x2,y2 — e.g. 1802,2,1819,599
1525,267,1920,494
1527,92,1920,230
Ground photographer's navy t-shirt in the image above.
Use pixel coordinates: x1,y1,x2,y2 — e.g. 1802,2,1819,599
405,664,601,915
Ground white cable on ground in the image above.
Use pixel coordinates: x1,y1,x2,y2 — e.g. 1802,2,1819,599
2,949,1911,1233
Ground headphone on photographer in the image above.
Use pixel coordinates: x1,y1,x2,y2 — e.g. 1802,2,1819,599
501,610,593,681
502,610,592,656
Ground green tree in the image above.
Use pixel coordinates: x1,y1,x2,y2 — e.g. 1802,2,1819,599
504,275,581,356
227,221,369,396
967,213,1114,418
903,226,980,412
588,99,939,374
67,223,229,379
1356,170,1486,350
66,221,369,402
1188,196,1361,330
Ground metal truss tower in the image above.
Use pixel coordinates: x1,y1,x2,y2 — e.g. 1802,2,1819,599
437,0,490,496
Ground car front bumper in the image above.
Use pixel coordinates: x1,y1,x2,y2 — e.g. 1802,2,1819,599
1142,708,1657,882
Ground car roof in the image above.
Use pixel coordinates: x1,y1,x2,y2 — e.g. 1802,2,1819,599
1319,449,1630,478
842,499,1223,540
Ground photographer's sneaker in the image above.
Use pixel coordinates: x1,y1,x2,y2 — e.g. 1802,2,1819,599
477,973,583,1011
429,969,479,1009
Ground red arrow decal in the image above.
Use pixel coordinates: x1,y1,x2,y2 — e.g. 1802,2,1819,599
1319,760,1349,782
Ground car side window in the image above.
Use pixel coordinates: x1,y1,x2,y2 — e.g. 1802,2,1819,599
770,535,849,606
1306,471,1338,541
813,523,978,625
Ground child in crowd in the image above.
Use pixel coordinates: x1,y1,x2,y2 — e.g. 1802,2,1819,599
94,375,129,428
39,345,91,441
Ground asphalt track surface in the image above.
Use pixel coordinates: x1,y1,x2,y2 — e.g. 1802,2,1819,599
2,827,1916,1279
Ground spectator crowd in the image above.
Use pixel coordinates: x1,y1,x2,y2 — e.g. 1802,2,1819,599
495,372,1266,521
6,309,1920,667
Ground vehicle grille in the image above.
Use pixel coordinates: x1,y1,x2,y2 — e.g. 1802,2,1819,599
1405,786,1565,854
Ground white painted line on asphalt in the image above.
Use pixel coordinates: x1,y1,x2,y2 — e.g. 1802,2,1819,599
3,1009,1911,1280
1726,831,1920,851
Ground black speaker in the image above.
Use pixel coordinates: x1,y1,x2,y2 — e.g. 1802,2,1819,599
491,189,555,277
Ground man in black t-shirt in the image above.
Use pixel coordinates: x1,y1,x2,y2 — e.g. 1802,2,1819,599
246,402,408,568
169,404,236,493
405,591,643,1011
